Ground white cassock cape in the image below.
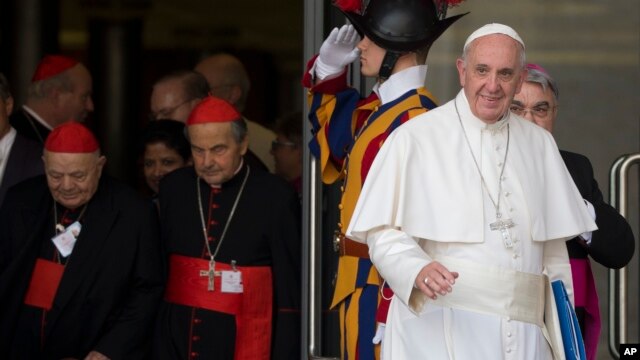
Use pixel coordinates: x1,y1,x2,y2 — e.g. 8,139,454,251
347,90,597,360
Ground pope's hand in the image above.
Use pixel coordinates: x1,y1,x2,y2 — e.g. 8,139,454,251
315,24,361,80
415,261,458,300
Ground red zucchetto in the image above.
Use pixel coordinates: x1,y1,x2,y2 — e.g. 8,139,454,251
186,96,241,126
526,63,549,75
31,55,79,82
45,122,99,153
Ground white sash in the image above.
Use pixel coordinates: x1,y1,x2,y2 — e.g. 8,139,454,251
409,256,566,359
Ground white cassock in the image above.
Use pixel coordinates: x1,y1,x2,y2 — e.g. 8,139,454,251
347,90,597,360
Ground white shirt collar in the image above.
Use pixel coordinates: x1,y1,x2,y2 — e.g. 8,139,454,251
373,65,428,105
0,127,17,152
23,105,53,130
0,127,17,181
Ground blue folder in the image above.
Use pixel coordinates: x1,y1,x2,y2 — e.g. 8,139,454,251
552,280,587,360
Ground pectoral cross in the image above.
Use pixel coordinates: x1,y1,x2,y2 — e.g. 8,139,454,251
200,257,221,291
490,217,515,248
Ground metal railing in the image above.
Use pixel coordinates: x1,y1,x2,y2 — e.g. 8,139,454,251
608,153,640,359
302,0,340,358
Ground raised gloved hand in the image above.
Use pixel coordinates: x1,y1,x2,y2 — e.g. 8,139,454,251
315,24,361,80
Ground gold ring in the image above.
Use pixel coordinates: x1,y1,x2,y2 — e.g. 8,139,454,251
423,277,429,285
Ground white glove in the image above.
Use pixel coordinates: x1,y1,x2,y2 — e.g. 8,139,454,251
315,25,361,80
372,322,385,344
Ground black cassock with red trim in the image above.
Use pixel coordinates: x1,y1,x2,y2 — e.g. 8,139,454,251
0,175,164,359
152,164,301,360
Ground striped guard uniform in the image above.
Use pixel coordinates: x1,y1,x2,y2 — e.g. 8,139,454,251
303,56,439,360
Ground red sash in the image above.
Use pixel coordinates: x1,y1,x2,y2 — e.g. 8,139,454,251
23,259,65,310
164,254,273,360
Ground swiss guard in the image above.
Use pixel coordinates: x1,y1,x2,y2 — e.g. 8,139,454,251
303,0,467,358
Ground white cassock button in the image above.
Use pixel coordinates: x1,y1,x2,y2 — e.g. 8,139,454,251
504,192,511,197
506,348,512,353
512,254,518,259
507,332,512,337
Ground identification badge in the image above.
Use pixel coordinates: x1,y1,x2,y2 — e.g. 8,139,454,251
221,270,243,293
51,221,81,257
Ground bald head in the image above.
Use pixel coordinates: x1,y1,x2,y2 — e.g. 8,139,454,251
194,53,250,112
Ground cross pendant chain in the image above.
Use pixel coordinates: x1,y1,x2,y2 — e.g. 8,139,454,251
456,102,516,249
200,257,221,291
195,169,250,292
490,216,515,248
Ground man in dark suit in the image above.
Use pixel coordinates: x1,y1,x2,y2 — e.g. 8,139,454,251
511,63,635,360
0,122,164,359
0,73,43,206
10,54,94,144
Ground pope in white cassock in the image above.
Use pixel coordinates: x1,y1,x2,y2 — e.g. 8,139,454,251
347,23,597,360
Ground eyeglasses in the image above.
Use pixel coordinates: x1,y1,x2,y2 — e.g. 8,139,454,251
510,104,555,118
271,140,298,151
149,99,192,120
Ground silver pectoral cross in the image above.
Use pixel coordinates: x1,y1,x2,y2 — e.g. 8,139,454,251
200,257,221,291
490,216,515,248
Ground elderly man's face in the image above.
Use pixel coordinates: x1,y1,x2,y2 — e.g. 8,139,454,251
58,64,93,124
44,150,105,209
511,81,557,133
457,34,526,123
188,122,248,186
150,79,197,122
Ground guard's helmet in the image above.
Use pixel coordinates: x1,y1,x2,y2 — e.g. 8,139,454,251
338,0,468,79
343,0,466,52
